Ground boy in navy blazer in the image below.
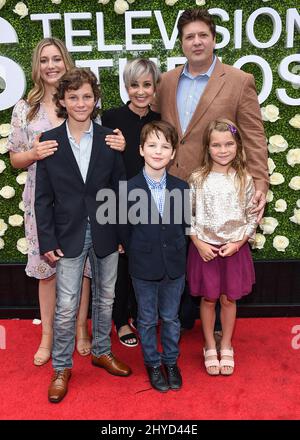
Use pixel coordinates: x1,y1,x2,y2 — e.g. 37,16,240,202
123,121,190,392
35,68,131,403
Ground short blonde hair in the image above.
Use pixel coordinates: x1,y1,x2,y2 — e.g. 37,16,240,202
123,58,161,90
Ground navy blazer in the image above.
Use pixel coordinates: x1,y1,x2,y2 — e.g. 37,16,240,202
35,120,126,258
123,171,190,280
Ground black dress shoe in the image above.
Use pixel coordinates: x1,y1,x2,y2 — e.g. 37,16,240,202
164,364,182,390
146,366,169,393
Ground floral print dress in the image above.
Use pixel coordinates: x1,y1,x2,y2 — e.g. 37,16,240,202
8,99,91,279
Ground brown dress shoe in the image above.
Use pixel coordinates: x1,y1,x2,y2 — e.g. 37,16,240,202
91,352,132,376
48,368,72,403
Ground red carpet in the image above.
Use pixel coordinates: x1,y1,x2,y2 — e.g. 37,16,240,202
0,318,299,420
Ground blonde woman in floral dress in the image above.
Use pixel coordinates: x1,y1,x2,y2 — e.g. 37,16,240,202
8,38,125,366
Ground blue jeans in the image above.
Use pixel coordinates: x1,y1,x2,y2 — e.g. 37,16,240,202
52,224,118,370
131,274,185,367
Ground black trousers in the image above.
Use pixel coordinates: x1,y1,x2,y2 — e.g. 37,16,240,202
112,254,137,331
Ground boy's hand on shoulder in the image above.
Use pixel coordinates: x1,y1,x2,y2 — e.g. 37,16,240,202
196,240,219,262
44,249,64,263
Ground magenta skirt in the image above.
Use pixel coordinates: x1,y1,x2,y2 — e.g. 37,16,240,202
187,241,255,301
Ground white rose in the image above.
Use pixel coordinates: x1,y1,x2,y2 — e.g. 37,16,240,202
273,235,289,252
270,172,285,185
17,237,28,254
0,186,15,199
165,0,178,5
98,0,110,3
0,0,6,10
297,199,300,208
289,176,300,191
127,0,135,3
0,138,8,154
286,148,300,167
268,135,288,153
51,0,61,3
251,233,266,250
0,238,4,250
114,0,129,14
267,158,276,174
0,159,6,173
274,199,287,212
289,114,300,129
16,171,28,185
0,219,8,237
0,123,11,137
266,190,274,203
196,0,206,6
8,214,24,227
19,200,25,212
290,208,300,225
259,217,279,235
261,104,280,122
13,2,28,18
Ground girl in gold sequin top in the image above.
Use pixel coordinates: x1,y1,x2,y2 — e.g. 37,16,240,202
187,119,258,377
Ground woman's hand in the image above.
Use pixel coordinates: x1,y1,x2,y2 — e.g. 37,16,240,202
105,128,126,152
118,244,125,254
30,133,58,161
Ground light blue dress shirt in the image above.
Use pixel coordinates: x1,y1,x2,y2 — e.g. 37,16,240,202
143,168,167,217
66,121,93,183
177,56,217,134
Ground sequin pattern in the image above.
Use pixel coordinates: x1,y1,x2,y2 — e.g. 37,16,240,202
190,171,257,245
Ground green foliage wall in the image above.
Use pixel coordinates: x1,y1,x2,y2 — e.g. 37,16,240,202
0,0,299,262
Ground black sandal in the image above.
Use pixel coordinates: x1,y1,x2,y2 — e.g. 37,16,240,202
118,332,138,347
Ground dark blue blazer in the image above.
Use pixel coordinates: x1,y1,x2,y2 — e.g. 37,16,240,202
35,120,125,258
123,171,190,280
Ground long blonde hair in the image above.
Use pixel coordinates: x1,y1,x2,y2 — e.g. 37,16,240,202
189,119,248,199
27,38,74,121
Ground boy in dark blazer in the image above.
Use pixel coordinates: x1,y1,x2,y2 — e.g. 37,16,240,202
35,68,131,404
123,121,190,392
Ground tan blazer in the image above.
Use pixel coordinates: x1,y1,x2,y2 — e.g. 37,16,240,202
154,59,269,195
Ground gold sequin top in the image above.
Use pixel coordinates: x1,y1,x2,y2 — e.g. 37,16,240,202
189,171,258,245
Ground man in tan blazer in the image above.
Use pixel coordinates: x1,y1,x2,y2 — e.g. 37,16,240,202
153,8,269,336
154,8,269,221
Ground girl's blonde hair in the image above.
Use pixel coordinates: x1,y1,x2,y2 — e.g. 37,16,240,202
189,119,247,199
27,38,74,121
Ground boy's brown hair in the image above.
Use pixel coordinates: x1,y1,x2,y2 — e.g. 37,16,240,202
140,120,178,151
177,8,216,41
54,67,100,120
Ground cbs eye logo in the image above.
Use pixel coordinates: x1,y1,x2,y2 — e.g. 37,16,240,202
291,325,300,350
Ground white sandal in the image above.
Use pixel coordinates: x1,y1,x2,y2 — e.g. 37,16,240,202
203,348,220,376
220,348,234,376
